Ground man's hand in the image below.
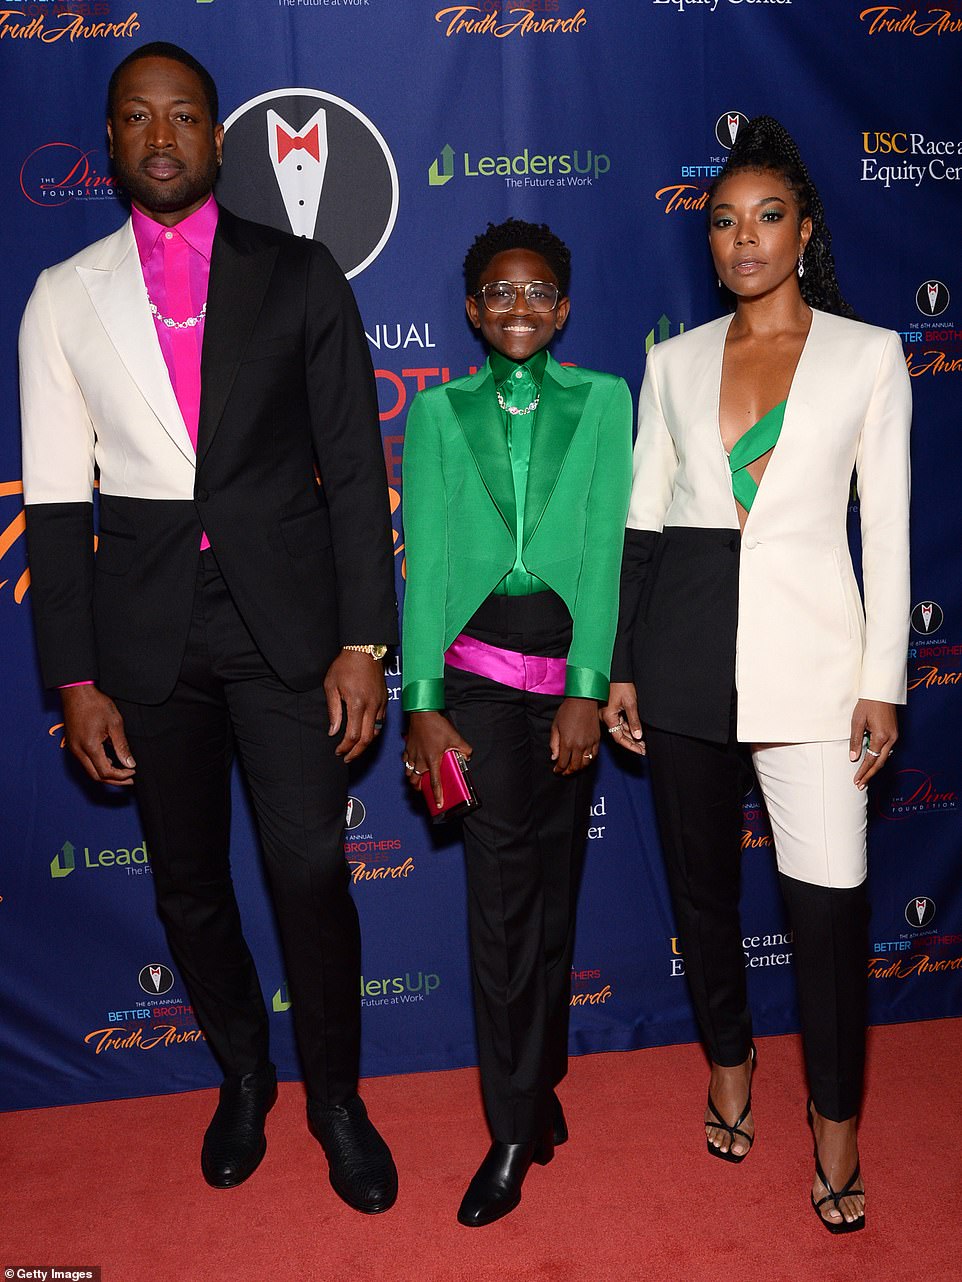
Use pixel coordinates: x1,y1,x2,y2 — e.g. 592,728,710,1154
324,649,388,762
403,711,472,809
550,697,601,775
600,682,646,756
850,698,898,789
61,685,136,786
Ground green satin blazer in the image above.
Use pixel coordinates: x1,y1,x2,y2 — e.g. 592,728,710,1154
401,352,633,711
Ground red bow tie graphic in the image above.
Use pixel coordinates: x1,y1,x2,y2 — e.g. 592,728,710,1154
276,124,320,164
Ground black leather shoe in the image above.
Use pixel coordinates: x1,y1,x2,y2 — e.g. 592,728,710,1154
308,1094,398,1214
201,1064,278,1189
457,1136,554,1227
551,1091,568,1146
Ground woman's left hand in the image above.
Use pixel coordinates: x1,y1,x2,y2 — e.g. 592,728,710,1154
550,697,601,776
850,698,898,789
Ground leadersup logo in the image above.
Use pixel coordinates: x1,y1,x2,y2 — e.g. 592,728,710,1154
20,143,118,205
50,839,151,879
429,142,609,190
361,970,441,1007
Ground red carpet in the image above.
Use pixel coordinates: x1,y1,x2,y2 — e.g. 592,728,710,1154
3,1019,960,1282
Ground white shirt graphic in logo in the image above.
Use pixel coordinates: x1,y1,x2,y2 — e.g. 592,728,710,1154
267,107,330,239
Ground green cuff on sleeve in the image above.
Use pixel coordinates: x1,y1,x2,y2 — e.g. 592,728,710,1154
402,678,446,713
564,665,608,702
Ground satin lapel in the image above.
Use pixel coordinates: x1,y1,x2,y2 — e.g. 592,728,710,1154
76,223,195,464
197,217,278,465
522,362,589,549
446,372,516,535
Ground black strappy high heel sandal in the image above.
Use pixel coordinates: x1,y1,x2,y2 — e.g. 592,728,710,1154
808,1098,865,1234
705,1043,756,1164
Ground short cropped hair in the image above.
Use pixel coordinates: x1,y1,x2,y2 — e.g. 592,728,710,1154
463,218,571,296
107,41,219,124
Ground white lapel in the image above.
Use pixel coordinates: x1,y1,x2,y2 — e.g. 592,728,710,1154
75,221,195,464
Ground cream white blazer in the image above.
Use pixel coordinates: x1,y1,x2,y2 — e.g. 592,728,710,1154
626,308,912,743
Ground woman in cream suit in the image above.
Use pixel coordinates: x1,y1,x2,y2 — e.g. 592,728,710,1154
606,118,910,1233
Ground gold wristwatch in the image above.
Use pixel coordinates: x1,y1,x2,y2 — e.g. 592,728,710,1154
343,644,388,661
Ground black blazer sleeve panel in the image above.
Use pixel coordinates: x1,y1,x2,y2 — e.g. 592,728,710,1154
23,504,98,687
303,241,398,645
611,336,741,741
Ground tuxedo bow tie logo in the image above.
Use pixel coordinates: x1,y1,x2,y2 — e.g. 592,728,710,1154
276,123,321,164
137,963,175,995
715,111,750,150
914,279,949,317
267,108,329,239
910,600,944,635
904,896,936,929
220,88,399,278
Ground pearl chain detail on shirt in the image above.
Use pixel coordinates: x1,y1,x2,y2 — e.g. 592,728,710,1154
146,291,207,330
496,387,540,416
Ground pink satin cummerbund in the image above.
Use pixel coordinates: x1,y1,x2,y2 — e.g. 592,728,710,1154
444,633,566,695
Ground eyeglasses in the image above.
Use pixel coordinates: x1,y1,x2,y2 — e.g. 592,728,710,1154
476,280,560,313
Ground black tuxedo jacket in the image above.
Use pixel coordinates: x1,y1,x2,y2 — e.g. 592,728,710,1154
20,207,397,702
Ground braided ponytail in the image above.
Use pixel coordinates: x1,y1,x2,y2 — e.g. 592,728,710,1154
709,115,857,319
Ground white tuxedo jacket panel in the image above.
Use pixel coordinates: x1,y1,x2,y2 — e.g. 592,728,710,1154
626,309,912,742
20,220,197,506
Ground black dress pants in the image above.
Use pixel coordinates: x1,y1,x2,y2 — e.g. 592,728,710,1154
644,715,868,1121
116,551,360,1105
445,593,593,1144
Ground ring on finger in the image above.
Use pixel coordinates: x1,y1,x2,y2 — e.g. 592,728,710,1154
584,751,593,761
404,760,415,771
608,723,622,735
865,748,881,758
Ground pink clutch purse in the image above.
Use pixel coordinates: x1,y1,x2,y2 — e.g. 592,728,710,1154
419,749,480,823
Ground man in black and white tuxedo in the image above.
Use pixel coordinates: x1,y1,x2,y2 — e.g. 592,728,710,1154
19,42,399,1213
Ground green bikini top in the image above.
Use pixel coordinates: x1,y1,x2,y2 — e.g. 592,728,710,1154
728,399,786,513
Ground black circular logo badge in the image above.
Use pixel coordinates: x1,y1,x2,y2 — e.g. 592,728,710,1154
904,896,936,929
345,796,367,830
715,112,751,150
220,89,398,279
138,963,175,995
911,601,944,635
915,280,950,317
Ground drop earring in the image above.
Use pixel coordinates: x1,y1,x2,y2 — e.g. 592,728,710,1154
797,253,805,279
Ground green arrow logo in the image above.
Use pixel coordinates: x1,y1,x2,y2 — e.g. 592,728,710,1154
428,144,455,187
645,314,686,354
272,984,292,1012
50,841,76,879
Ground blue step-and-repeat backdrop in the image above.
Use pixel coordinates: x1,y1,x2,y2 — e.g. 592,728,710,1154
1,1,960,1111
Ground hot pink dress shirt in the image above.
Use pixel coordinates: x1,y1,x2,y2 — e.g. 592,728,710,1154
132,194,218,550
